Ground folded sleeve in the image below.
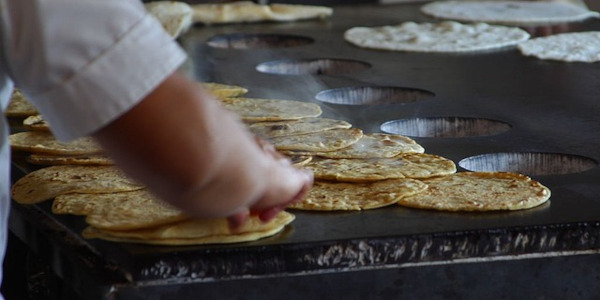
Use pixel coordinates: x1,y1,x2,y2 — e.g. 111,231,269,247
2,0,187,141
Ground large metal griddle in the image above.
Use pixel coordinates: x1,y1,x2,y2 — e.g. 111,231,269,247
9,2,600,299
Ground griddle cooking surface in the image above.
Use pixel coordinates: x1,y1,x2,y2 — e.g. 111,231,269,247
10,2,600,292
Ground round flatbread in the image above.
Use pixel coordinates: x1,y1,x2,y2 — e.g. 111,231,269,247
10,131,103,155
11,165,144,204
306,153,456,182
397,172,551,211
269,128,363,152
517,31,600,62
420,1,599,26
23,115,50,131
5,89,37,117
282,133,424,158
52,189,173,216
201,82,248,99
221,97,322,122
145,1,193,38
289,179,428,211
344,21,530,53
191,1,332,24
249,117,352,139
288,155,313,167
82,211,295,246
27,154,114,166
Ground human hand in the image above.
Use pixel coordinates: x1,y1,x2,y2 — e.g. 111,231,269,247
227,137,313,230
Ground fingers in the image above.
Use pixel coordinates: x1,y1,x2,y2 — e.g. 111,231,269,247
252,173,313,222
227,210,250,231
227,137,313,227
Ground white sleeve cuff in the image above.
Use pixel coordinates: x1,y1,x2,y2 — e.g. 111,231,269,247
34,14,187,141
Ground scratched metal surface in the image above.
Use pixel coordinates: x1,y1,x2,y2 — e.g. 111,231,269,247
8,2,600,299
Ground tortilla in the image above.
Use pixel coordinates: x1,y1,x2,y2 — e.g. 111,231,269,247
5,89,37,117
249,117,352,139
282,133,424,158
145,1,193,38
23,114,50,131
11,165,144,204
52,189,167,216
269,128,363,152
397,172,551,211
221,97,322,122
27,154,114,166
306,153,456,182
344,21,530,53
201,82,249,99
84,199,189,231
82,211,295,245
289,179,427,211
517,31,600,63
420,1,599,26
10,131,103,155
289,155,313,167
191,1,332,25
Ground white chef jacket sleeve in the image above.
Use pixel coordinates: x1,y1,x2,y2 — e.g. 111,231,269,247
1,0,187,141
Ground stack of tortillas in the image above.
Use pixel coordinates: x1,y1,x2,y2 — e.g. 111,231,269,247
8,82,296,246
10,81,552,246
217,92,550,212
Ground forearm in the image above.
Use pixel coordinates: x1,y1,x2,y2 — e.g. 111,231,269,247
93,71,274,218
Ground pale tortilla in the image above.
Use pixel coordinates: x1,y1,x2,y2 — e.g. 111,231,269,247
201,82,248,99
11,165,143,204
420,1,599,26
10,131,103,155
249,117,352,139
221,97,322,122
282,133,425,159
344,21,530,53
191,1,332,25
397,172,551,211
517,31,600,62
289,179,428,211
306,153,456,182
82,211,295,245
145,1,193,38
269,128,363,152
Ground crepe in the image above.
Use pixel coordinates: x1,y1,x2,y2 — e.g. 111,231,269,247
221,97,322,122
397,172,551,211
191,1,332,25
282,133,425,159
344,21,530,53
11,165,144,204
289,179,427,211
10,131,103,155
420,1,599,26
23,114,50,131
249,117,352,139
269,128,363,152
82,211,295,245
201,82,249,99
5,89,37,117
145,1,193,38
27,154,114,166
517,31,600,63
306,153,456,182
